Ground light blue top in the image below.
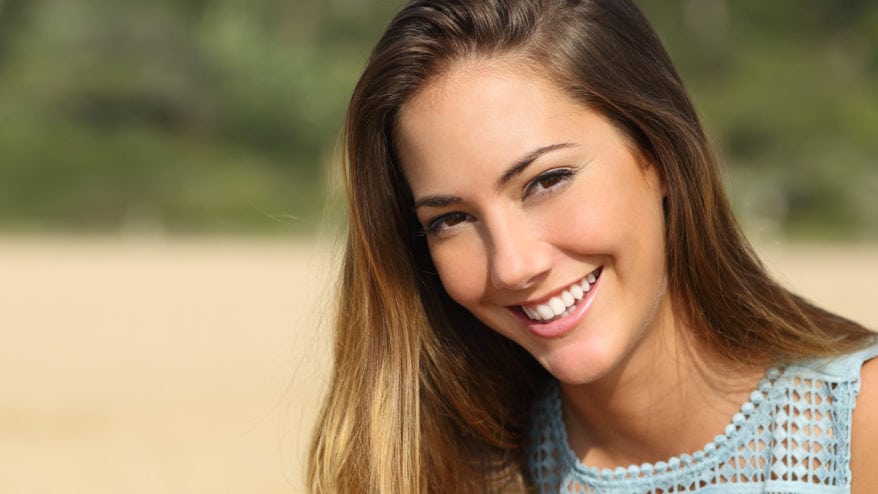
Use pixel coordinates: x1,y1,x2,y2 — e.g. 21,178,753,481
528,341,878,493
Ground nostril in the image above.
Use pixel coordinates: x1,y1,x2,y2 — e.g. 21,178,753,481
490,257,550,290
487,224,552,289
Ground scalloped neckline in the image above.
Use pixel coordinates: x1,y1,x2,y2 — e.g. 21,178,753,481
548,365,784,482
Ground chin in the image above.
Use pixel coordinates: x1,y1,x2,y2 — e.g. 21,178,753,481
538,344,616,386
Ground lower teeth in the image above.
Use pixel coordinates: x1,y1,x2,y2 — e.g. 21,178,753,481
558,305,576,318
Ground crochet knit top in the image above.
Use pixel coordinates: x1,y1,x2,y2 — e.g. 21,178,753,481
528,341,878,493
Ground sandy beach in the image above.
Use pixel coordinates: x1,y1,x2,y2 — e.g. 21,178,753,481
1,235,875,493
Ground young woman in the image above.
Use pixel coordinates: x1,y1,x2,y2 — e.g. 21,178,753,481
308,1,878,492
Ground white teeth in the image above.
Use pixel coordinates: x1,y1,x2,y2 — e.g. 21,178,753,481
536,304,555,320
521,269,601,322
548,297,566,315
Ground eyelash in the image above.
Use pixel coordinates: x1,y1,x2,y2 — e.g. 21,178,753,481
523,167,577,199
425,212,469,235
423,167,578,235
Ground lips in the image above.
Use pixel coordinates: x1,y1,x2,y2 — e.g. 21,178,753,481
520,267,602,322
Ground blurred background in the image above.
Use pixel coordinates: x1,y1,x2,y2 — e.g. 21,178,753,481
0,0,875,492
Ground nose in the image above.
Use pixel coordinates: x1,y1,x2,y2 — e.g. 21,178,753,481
486,216,552,290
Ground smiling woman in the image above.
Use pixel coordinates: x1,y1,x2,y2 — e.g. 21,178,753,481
308,1,878,493
397,66,669,384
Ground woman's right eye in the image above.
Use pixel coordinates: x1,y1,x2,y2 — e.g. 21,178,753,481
425,212,471,235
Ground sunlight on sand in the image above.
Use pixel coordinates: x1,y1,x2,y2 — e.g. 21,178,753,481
0,235,874,493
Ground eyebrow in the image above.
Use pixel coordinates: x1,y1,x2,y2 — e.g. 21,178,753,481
413,194,463,209
412,142,576,210
495,142,576,192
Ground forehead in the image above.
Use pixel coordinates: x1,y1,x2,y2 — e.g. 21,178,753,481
399,57,561,127
395,59,584,178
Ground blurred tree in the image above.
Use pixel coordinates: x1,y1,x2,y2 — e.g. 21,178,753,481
0,0,873,237
0,0,31,65
641,0,878,238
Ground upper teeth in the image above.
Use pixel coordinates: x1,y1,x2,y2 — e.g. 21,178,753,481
521,271,599,322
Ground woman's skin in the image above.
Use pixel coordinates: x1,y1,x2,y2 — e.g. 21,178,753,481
852,354,878,491
397,58,878,482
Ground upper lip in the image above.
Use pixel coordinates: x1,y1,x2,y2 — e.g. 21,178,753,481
508,266,601,307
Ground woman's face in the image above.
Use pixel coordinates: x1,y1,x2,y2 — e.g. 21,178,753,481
397,60,672,385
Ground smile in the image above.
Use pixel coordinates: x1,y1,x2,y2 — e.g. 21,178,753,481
521,267,602,322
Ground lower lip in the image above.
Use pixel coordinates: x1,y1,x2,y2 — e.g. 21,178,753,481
510,274,601,339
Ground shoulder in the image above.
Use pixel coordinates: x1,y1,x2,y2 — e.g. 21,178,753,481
792,338,878,380
851,348,878,493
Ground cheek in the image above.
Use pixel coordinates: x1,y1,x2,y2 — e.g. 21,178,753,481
537,189,607,251
536,174,667,272
429,239,488,307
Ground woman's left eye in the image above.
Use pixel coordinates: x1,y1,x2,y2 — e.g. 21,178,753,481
524,168,577,198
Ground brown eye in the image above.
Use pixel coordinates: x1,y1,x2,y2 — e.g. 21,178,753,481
426,212,471,234
441,213,467,227
537,175,564,189
524,168,577,198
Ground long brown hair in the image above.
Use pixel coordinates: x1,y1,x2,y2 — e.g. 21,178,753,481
308,0,873,492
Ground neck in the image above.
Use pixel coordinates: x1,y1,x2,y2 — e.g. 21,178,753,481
559,298,765,468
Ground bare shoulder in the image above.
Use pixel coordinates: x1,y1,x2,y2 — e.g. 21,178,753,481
851,356,878,493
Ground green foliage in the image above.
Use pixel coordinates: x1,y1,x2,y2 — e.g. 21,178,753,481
640,0,878,239
0,0,874,237
0,0,398,233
